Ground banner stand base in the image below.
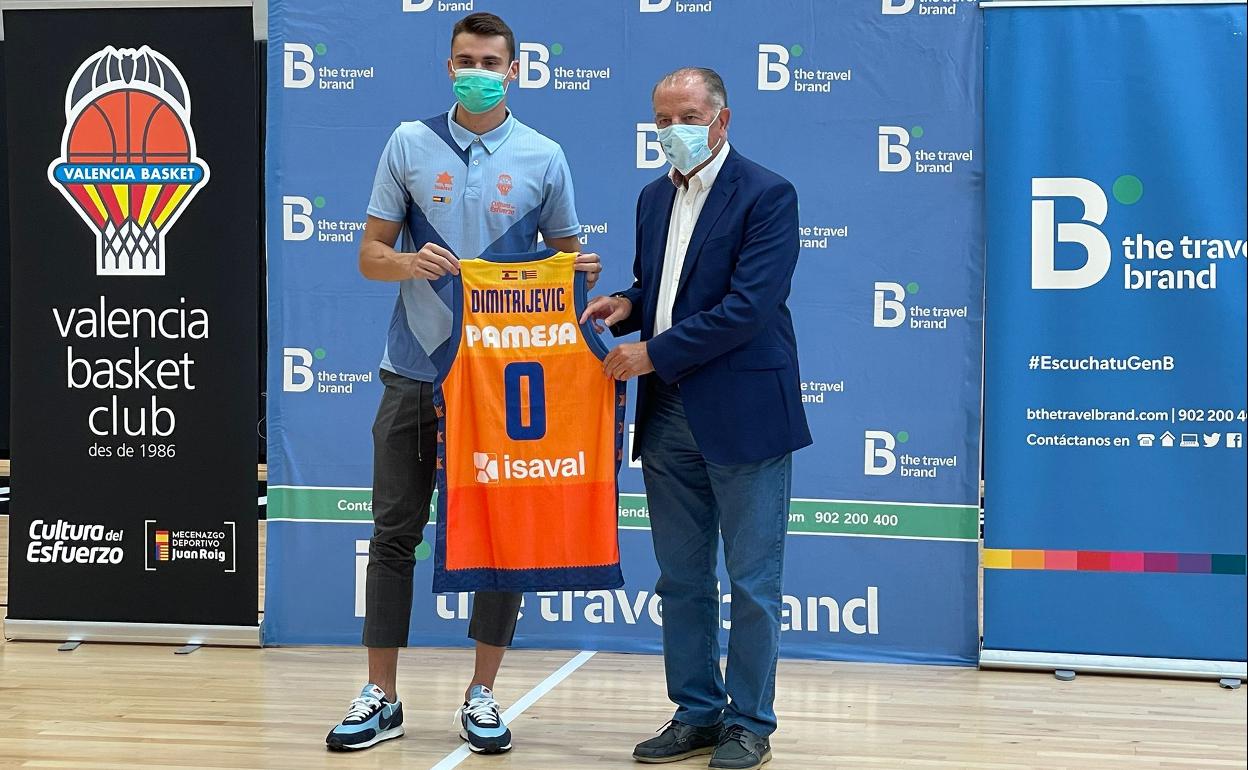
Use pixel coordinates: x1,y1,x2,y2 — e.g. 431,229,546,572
981,649,1247,682
3,619,260,648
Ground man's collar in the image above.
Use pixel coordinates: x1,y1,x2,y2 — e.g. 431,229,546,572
669,141,732,191
448,103,516,153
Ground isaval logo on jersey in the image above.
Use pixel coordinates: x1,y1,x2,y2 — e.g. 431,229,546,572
49,46,209,277
473,450,587,483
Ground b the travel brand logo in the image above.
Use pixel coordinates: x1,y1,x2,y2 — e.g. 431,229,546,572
402,0,474,12
639,0,714,13
282,195,365,242
435,587,881,635
882,0,974,16
757,44,852,93
1031,176,1245,292
144,520,237,572
49,46,209,277
520,43,611,91
864,430,958,479
799,223,849,250
873,281,969,330
636,123,666,169
283,347,375,394
801,379,844,405
283,42,375,90
878,126,973,174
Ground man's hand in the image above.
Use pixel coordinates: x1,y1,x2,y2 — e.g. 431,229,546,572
579,295,632,333
400,243,460,280
575,252,603,289
603,342,654,381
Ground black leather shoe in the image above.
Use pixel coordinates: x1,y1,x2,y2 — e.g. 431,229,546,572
633,720,723,764
709,725,772,769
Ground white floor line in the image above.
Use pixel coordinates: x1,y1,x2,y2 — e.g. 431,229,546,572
428,650,597,770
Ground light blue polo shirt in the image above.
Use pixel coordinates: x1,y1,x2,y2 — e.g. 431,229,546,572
367,105,581,382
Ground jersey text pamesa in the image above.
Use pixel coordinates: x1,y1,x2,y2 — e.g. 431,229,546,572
465,287,577,349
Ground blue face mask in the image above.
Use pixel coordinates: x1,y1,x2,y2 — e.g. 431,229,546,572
453,67,508,114
657,110,724,175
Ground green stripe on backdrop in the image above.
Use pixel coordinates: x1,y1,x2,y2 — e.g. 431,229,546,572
268,487,979,541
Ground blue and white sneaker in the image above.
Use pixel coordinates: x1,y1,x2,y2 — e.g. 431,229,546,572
325,684,404,751
455,684,512,754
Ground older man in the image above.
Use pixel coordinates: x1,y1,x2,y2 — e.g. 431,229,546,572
582,68,811,770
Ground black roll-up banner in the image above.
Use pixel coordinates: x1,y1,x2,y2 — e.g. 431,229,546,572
6,6,258,630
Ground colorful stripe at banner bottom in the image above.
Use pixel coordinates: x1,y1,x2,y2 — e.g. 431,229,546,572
984,549,1247,575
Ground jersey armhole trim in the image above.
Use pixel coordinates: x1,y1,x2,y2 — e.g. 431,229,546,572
430,276,463,390
576,269,612,362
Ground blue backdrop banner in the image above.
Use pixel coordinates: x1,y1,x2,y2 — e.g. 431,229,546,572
982,2,1247,665
265,0,984,664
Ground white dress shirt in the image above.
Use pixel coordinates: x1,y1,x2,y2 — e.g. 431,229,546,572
654,141,731,335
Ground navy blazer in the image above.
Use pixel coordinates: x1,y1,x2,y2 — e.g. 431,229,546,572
613,147,812,465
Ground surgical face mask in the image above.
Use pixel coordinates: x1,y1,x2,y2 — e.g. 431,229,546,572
453,67,508,114
656,109,724,175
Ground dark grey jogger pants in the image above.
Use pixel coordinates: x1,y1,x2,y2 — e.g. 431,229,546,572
361,369,522,648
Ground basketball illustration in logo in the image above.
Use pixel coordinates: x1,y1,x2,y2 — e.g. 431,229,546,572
48,46,209,276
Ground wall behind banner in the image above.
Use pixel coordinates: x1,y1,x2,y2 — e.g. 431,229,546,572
265,0,984,664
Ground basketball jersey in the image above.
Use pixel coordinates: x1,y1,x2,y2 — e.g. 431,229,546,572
432,249,625,593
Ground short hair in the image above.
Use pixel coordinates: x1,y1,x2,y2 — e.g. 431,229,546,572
451,12,516,62
652,67,728,110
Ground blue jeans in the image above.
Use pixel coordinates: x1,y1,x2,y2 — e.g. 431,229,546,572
639,381,792,737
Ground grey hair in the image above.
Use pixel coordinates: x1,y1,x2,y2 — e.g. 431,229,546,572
652,67,728,111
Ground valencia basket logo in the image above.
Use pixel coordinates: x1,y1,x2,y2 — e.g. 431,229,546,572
48,46,210,276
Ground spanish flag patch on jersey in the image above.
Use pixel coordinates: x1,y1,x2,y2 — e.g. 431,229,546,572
431,249,625,593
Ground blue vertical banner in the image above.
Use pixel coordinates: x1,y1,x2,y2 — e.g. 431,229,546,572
983,2,1247,670
265,0,984,665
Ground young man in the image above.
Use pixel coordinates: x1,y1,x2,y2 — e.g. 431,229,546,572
325,12,600,755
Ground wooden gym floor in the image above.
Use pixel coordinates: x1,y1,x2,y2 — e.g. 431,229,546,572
1,517,1245,769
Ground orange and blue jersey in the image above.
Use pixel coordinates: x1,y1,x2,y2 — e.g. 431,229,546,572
431,249,625,592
